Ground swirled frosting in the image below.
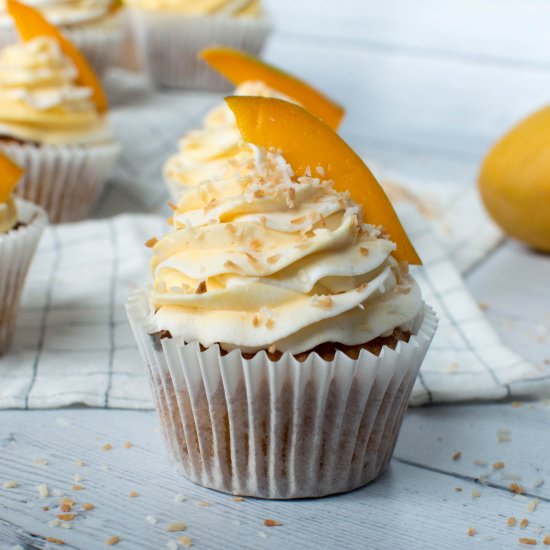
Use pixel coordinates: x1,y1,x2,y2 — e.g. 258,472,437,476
125,0,261,15
0,0,116,28
0,37,115,145
0,194,16,233
165,80,294,195
151,144,423,353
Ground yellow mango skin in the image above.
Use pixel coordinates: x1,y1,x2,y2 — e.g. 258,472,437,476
479,106,550,252
226,96,421,265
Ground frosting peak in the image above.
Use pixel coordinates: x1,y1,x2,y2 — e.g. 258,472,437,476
152,144,423,353
0,37,114,145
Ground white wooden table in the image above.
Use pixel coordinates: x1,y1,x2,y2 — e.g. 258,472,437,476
2,1,550,548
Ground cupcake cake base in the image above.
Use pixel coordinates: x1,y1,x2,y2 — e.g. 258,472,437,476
127,289,437,499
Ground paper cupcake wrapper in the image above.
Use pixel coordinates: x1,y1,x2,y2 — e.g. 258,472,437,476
0,14,123,77
0,199,48,356
127,288,437,498
130,10,271,90
0,141,121,224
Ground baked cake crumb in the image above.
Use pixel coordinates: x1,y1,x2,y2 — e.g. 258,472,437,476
166,522,187,532
101,443,112,451
519,538,537,545
508,516,517,527
263,519,282,527
521,519,529,529
492,461,505,470
2,480,19,489
46,537,64,545
467,527,476,537
178,535,193,547
451,451,462,461
123,441,132,449
105,535,120,545
510,482,525,494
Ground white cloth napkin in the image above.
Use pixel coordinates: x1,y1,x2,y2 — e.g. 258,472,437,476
0,206,547,409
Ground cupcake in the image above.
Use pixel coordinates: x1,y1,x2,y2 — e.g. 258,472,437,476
127,97,436,498
126,0,270,89
164,47,344,200
0,0,123,76
0,152,47,355
0,7,121,223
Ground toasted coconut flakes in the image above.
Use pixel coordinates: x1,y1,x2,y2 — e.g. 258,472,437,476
123,441,132,449
253,189,265,199
473,459,488,467
267,254,279,264
291,216,306,225
101,443,112,451
146,515,158,525
72,485,84,491
492,461,505,470
452,451,462,461
268,345,277,354
359,247,370,256
60,497,75,507
508,516,517,527
129,491,139,498
232,497,245,502
2,480,19,489
195,281,207,294
37,483,49,498
145,237,158,248
82,503,94,511
168,202,177,211
57,513,75,521
178,535,193,548
106,536,120,545
467,527,476,537
224,260,237,270
252,315,260,328
521,519,529,529
519,538,537,545
197,501,210,507
285,187,296,208
543,535,550,545
33,458,48,466
265,318,275,329
166,522,187,532
528,499,540,513
311,295,333,308
471,489,481,498
263,519,282,527
46,537,65,545
510,482,525,494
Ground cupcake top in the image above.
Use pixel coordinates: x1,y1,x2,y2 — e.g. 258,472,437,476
150,144,423,354
0,36,115,145
165,80,293,194
0,0,116,28
125,0,261,15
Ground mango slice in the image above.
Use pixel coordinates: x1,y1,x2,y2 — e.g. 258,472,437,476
479,106,550,252
0,152,24,204
226,96,421,265
200,47,344,130
7,0,108,113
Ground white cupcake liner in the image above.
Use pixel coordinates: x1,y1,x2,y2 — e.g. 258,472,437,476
127,287,437,498
0,14,124,77
0,141,121,224
0,198,48,355
129,10,271,90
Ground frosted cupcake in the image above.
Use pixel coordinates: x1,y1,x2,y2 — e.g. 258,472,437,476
0,0,123,76
127,97,436,498
0,31,120,222
0,152,47,355
164,47,344,200
126,0,270,89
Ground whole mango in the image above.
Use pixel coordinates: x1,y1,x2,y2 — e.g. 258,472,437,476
479,106,550,252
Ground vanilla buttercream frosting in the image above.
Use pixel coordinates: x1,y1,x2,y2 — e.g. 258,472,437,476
151,144,423,354
0,0,116,28
165,80,294,195
0,37,115,145
125,0,261,15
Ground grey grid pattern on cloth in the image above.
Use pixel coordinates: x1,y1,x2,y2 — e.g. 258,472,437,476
1,70,548,408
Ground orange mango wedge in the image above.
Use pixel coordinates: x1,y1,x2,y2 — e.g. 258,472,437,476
0,152,24,204
7,0,108,113
200,47,344,130
226,96,421,265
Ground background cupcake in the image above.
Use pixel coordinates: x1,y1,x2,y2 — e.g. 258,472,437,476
0,0,124,76
0,7,121,223
127,99,436,498
164,47,344,200
0,152,47,355
126,0,270,89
